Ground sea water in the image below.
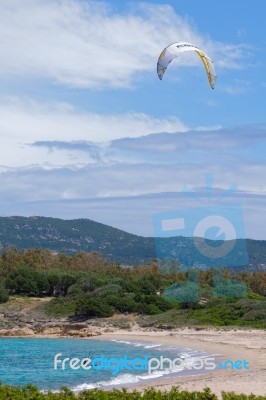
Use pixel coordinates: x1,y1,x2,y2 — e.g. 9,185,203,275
0,338,220,392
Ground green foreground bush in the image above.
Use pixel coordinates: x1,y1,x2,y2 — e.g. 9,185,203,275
0,385,265,400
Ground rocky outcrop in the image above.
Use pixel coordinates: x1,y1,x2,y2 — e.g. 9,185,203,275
0,315,102,338
0,327,35,336
0,325,101,338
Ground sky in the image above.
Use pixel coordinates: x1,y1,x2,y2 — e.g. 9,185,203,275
0,0,266,239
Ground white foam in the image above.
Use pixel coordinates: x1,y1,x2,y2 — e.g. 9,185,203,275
70,364,194,392
111,340,132,345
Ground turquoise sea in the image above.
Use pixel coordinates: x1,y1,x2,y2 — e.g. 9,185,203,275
0,338,219,392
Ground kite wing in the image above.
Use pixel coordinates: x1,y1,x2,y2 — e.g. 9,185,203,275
157,42,216,89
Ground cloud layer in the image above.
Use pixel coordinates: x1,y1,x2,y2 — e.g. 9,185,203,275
0,97,190,166
0,124,265,239
1,125,265,198
0,1,263,240
0,1,246,89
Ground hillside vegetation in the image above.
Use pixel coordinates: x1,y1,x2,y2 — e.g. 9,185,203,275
0,248,265,329
0,216,265,268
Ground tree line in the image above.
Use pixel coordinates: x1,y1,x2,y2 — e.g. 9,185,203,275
0,248,265,325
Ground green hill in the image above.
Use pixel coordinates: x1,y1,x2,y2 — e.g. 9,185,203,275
0,216,265,270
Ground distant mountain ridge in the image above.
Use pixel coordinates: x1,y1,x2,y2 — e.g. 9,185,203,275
0,216,265,270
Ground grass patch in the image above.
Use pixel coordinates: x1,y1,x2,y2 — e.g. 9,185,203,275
138,297,266,329
44,297,76,317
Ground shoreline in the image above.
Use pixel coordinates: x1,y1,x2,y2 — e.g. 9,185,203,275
96,328,266,398
0,327,265,398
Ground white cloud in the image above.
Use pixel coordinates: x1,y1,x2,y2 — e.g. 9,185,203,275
0,123,265,239
0,0,247,89
0,97,188,166
219,79,250,95
0,189,265,239
0,161,265,239
30,125,266,166
236,28,247,39
0,158,265,202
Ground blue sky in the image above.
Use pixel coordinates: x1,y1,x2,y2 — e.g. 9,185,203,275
0,0,265,239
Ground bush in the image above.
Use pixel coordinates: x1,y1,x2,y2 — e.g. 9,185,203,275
0,385,264,400
0,282,9,303
213,282,247,298
45,297,76,317
92,284,123,297
164,282,199,303
75,295,113,318
5,266,40,296
140,303,162,315
105,294,138,313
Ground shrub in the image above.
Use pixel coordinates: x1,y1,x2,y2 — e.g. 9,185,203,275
105,294,138,313
0,385,264,400
5,266,40,296
0,282,9,303
75,295,113,318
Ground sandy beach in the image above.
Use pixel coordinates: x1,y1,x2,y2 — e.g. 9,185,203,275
0,323,265,397
97,328,266,398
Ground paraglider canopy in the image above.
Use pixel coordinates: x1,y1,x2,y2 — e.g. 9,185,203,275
157,42,216,89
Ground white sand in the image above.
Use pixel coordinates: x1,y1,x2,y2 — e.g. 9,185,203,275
98,328,266,398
